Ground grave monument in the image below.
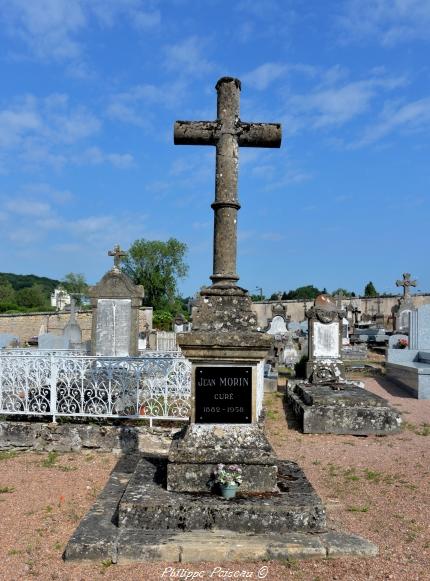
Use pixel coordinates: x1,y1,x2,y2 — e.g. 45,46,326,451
65,77,377,563
288,294,401,434
89,245,144,356
394,272,417,333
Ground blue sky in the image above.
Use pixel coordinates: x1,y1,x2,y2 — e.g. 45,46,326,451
0,0,429,298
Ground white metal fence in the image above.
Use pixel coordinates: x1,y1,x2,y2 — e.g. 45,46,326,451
0,350,265,423
0,351,191,424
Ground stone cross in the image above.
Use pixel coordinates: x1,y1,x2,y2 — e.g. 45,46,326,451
396,273,417,300
174,77,281,289
108,244,127,270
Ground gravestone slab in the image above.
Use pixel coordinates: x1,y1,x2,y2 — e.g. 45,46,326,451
409,304,430,350
313,321,339,357
89,249,144,357
0,333,19,349
288,382,402,435
267,315,288,335
95,299,132,357
38,333,70,350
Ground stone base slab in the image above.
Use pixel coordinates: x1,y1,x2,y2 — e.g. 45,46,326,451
167,462,278,493
167,423,278,492
120,457,326,533
64,453,377,563
288,382,402,435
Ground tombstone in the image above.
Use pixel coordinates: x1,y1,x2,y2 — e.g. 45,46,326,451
64,76,378,563
173,313,186,333
266,315,288,335
38,333,70,350
89,245,144,356
394,272,417,332
63,297,83,349
0,333,19,349
306,294,345,384
342,317,350,346
409,304,430,350
287,293,401,434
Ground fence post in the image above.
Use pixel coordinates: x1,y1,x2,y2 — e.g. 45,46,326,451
50,354,58,423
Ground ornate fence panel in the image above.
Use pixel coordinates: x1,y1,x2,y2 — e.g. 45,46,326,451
0,353,191,424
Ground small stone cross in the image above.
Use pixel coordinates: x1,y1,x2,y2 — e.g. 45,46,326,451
108,244,127,269
396,273,417,300
174,77,281,289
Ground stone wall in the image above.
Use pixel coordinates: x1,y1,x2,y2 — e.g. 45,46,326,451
251,294,430,329
0,421,181,455
0,307,153,345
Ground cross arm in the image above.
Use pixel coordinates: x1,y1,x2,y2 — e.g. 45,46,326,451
238,122,282,148
174,120,218,145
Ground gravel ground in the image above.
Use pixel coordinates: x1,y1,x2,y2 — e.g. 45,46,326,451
0,376,429,581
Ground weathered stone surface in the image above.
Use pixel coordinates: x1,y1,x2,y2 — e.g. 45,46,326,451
177,328,272,361
65,454,378,564
174,77,281,291
119,457,326,533
321,531,379,557
64,453,139,562
167,463,278,493
168,424,276,464
288,382,402,435
0,420,180,454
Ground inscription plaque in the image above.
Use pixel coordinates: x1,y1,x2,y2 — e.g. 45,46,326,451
195,366,252,424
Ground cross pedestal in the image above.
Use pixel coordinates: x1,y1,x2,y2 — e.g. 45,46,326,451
167,77,281,493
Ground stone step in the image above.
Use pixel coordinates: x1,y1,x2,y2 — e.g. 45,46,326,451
118,457,326,533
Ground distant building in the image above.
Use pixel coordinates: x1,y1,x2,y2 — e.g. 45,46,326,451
50,288,71,311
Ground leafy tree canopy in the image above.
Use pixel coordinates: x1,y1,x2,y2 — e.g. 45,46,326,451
364,281,378,297
122,238,188,312
283,285,322,300
332,288,356,298
0,281,16,304
61,273,89,305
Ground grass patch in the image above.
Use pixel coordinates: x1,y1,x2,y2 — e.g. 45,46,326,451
0,451,18,461
0,486,15,494
343,467,360,482
41,451,58,468
347,505,370,513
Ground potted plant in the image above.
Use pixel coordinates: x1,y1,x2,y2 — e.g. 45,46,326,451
213,464,243,499
397,338,408,349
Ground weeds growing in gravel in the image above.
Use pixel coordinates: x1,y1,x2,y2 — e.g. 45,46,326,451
42,452,58,468
0,451,18,461
0,486,15,493
347,505,370,512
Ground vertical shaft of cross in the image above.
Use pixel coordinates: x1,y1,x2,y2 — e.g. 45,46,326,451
211,78,241,287
173,76,281,292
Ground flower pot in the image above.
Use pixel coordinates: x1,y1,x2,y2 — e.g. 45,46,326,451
220,483,238,499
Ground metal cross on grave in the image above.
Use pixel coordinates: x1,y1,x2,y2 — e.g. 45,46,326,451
174,77,281,290
108,244,127,270
396,272,417,300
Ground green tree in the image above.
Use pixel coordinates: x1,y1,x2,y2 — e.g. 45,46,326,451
0,281,16,304
16,284,49,309
122,238,188,311
284,285,321,300
332,288,355,298
364,281,378,297
62,273,89,295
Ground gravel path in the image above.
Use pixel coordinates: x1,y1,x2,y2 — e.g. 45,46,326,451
0,376,429,581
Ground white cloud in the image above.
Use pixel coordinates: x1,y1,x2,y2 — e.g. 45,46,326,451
6,199,52,216
339,0,430,46
163,36,215,76
74,147,135,169
242,63,287,90
355,97,430,146
1,0,161,62
107,81,187,128
287,74,406,129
